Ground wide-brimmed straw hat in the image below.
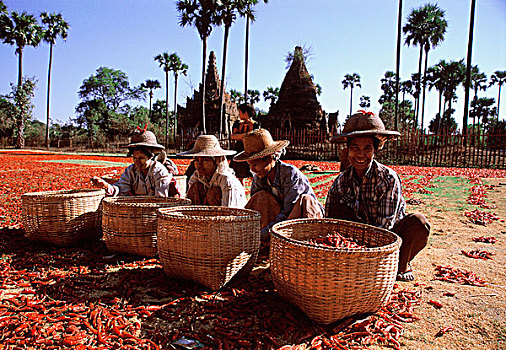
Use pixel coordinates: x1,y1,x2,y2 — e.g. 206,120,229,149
123,129,165,150
177,135,236,157
234,128,289,162
333,111,400,148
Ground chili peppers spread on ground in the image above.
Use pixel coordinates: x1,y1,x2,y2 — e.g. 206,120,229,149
461,249,496,260
464,209,499,226
472,236,497,244
434,265,487,287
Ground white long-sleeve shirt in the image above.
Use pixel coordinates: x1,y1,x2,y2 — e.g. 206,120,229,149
106,161,173,197
188,170,247,208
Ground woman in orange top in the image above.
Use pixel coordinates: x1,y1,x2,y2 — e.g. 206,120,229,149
229,103,260,184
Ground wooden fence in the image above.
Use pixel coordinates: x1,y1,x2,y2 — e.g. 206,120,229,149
5,129,505,169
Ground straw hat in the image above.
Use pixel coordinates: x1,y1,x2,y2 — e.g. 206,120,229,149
333,111,400,147
177,135,236,157
234,128,289,162
124,130,164,150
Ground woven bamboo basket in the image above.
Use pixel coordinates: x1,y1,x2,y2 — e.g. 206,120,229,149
101,174,187,196
102,196,192,256
157,206,261,290
270,218,401,324
22,189,105,246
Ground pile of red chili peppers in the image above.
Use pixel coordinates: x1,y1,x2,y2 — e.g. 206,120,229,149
472,236,497,244
463,209,499,226
461,249,496,260
308,234,365,249
434,265,487,287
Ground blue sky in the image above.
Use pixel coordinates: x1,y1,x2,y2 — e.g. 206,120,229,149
1,0,505,130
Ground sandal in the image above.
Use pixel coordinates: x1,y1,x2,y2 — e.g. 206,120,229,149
396,264,415,282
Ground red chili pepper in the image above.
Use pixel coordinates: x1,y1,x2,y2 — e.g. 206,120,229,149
435,326,454,337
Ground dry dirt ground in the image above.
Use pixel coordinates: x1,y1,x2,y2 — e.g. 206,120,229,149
387,178,506,350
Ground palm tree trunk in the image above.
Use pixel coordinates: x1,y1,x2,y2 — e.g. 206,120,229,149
420,48,429,133
219,25,230,136
202,37,208,134
394,0,403,131
173,73,179,142
165,71,169,147
416,45,423,128
45,43,53,149
16,49,24,149
244,17,250,102
349,87,353,117
463,0,476,136
497,85,502,121
148,91,153,118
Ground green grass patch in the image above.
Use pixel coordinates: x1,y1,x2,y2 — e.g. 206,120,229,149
419,176,474,213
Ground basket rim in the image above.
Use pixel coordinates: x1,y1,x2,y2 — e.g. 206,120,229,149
22,188,105,198
102,195,192,208
157,205,261,221
270,218,401,253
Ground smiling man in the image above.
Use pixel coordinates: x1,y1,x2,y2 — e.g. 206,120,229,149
325,111,430,281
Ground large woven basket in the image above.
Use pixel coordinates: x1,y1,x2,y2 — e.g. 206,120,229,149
102,174,187,196
22,189,105,246
157,206,261,290
270,218,401,324
102,196,192,256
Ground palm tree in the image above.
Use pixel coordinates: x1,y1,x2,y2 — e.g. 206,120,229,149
0,10,42,148
238,0,268,102
167,53,188,141
470,66,487,101
154,52,171,146
40,12,69,149
440,59,466,132
341,73,361,117
489,70,506,120
426,61,447,126
141,79,161,119
403,4,447,130
177,0,220,134
216,0,245,136
359,96,371,110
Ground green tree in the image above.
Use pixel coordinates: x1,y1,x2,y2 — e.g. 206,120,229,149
238,0,268,101
359,96,371,110
167,53,188,141
341,73,361,117
403,3,447,130
40,12,69,148
76,67,144,143
470,66,487,101
470,97,497,133
263,86,279,107
141,79,161,120
229,89,243,104
489,70,506,120
177,0,220,133
379,71,396,105
154,53,171,145
0,95,16,139
11,77,37,148
246,89,260,104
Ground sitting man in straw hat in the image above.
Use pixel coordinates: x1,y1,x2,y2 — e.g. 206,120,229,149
325,111,430,281
234,128,324,239
178,135,247,208
92,126,173,197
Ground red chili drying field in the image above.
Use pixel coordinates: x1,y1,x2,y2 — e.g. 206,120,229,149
0,150,505,350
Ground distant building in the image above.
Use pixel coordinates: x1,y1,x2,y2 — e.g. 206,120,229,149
177,51,238,135
264,46,326,132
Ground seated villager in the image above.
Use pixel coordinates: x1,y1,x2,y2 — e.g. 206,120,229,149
178,135,247,208
325,111,430,281
91,127,173,197
233,128,324,240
